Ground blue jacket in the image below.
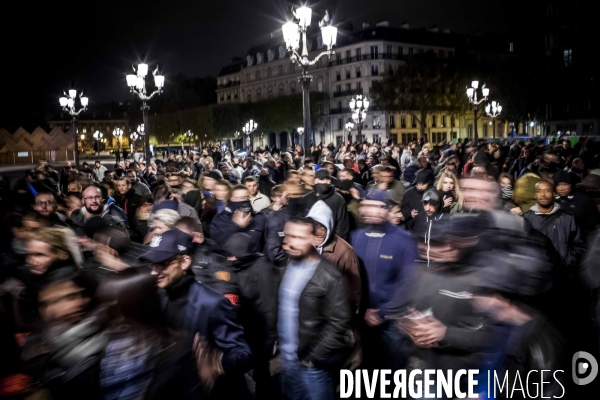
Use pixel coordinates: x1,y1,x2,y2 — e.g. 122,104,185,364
210,208,266,253
350,223,418,319
160,280,252,375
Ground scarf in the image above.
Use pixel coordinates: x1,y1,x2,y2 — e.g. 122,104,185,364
501,184,513,200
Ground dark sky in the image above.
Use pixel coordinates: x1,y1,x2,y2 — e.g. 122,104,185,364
1,0,540,129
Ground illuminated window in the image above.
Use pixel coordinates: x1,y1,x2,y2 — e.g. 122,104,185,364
564,49,573,67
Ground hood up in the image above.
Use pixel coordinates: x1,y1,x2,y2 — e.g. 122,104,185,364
306,200,333,254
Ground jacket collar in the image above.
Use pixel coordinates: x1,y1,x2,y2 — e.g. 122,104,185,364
530,202,561,215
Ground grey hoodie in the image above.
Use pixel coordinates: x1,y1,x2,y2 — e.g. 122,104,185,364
306,200,333,254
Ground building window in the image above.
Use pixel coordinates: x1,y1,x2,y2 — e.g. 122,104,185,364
357,82,362,90
256,88,262,100
346,50,351,61
398,46,403,56
336,54,341,65
432,132,446,143
319,105,324,115
401,133,418,144
337,101,342,110
451,131,457,139
408,47,414,55
389,115,395,128
317,81,323,92
370,46,378,59
234,90,238,99
411,115,417,128
345,83,351,91
373,116,381,129
438,50,444,57
267,67,272,77
336,84,341,93
356,67,361,78
386,45,392,57
82,128,87,133
336,71,341,81
509,42,514,52
338,118,343,130
278,84,284,96
267,86,273,98
401,115,406,128
247,93,252,102
220,93,224,101
451,116,456,127
255,71,260,79
356,48,362,58
432,115,437,127
346,69,350,79
468,124,474,138
290,81,296,94
371,64,379,76
564,49,573,67
245,73,250,82
278,65,283,75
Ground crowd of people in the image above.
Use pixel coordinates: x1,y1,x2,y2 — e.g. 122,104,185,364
1,135,600,399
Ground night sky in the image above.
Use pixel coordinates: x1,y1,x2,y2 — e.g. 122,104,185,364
1,0,540,129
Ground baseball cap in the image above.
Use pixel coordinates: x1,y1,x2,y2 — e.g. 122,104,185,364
422,189,440,205
139,228,194,264
315,169,332,180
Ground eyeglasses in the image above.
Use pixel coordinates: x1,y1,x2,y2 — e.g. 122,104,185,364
83,195,102,202
152,256,182,271
35,200,55,207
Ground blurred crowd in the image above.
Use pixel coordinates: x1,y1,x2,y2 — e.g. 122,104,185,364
1,135,600,399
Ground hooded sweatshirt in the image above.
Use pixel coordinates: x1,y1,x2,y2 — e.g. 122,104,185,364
307,201,362,308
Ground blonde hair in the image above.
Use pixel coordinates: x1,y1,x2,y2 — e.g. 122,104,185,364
435,171,464,210
27,227,70,257
149,209,181,229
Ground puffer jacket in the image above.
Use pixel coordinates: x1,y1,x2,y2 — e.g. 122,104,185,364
523,203,585,269
67,203,129,236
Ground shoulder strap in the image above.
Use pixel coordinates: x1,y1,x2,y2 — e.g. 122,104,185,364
538,209,563,231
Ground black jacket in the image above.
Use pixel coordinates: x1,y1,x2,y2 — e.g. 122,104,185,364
210,205,266,253
113,188,141,231
301,185,350,240
294,258,353,367
263,206,290,269
400,186,427,227
523,204,585,269
555,191,599,238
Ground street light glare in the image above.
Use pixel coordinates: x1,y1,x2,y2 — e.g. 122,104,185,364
80,96,89,107
295,6,312,28
69,89,77,98
471,80,479,89
282,22,300,50
59,97,68,107
137,63,149,77
321,25,337,48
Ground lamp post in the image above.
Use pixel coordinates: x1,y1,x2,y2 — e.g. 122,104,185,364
345,122,354,143
484,101,502,140
283,6,337,153
59,89,89,167
126,62,164,162
466,80,489,141
92,131,103,156
350,95,369,144
184,130,193,154
113,128,123,161
296,127,304,146
137,124,146,159
130,132,139,155
243,119,258,152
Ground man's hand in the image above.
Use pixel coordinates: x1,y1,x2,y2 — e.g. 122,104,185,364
411,209,419,218
443,195,453,209
364,309,382,327
232,209,252,228
407,317,447,348
349,187,361,200
193,333,224,391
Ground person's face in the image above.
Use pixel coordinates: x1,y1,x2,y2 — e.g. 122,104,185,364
151,255,190,288
359,200,388,225
126,172,136,184
572,158,585,171
418,157,428,168
68,195,83,212
442,177,454,192
379,172,394,188
203,177,216,191
423,202,437,217
460,179,498,211
556,182,571,197
26,240,66,275
213,184,229,201
325,164,335,176
245,181,259,196
302,170,315,186
338,171,353,181
157,173,165,183
117,180,130,195
181,182,195,194
169,154,175,160
388,206,402,225
230,188,249,202
535,182,555,207
39,280,89,325
152,220,171,236
500,177,512,187
82,187,103,214
220,166,230,177
167,176,182,187
34,194,57,217
95,162,100,168
416,182,429,192
282,222,315,260
422,148,429,156
315,177,331,185
103,172,114,181
344,160,354,170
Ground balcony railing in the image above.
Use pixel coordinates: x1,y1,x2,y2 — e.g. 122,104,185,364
329,53,403,67
333,88,364,98
329,108,344,115
217,81,241,89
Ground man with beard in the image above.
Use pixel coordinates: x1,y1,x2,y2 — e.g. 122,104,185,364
279,218,352,399
67,185,128,236
301,168,349,240
401,169,434,229
553,171,599,238
33,192,68,227
411,189,444,239
350,190,418,371
125,169,151,197
210,185,266,252
367,165,405,204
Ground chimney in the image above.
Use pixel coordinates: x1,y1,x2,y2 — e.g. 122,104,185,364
362,22,370,29
376,21,389,27
429,26,439,33
400,23,410,29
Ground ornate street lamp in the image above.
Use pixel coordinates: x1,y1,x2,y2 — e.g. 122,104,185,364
349,95,369,143
484,101,502,139
59,88,89,167
184,130,194,154
345,122,354,143
243,119,258,151
126,62,164,162
130,132,139,153
296,127,304,146
466,80,489,140
283,6,337,152
92,131,103,156
137,124,146,158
